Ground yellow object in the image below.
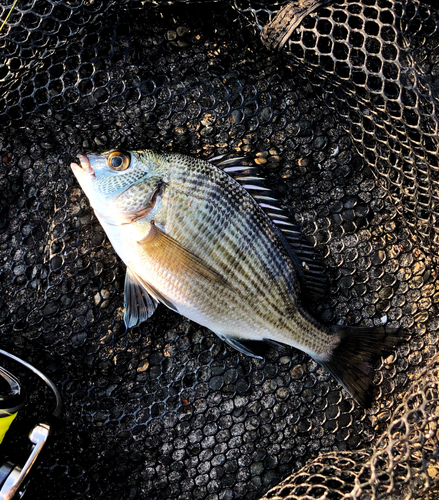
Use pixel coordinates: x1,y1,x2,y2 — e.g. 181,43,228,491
0,0,19,33
0,411,17,444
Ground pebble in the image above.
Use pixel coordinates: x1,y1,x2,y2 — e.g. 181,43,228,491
176,26,189,37
94,289,111,308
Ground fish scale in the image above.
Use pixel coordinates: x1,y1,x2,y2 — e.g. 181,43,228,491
71,149,403,406
163,154,301,327
168,167,278,279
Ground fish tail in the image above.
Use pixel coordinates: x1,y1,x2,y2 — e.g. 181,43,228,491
317,326,403,407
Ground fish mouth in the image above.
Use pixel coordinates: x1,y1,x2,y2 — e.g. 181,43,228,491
71,153,95,176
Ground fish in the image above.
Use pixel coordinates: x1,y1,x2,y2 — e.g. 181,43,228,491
71,149,401,406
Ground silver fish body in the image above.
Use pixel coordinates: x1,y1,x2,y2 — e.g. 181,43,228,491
71,150,400,405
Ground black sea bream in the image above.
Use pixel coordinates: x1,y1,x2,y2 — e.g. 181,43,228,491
71,150,400,405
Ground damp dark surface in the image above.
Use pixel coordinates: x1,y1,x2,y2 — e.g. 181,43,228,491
0,1,439,499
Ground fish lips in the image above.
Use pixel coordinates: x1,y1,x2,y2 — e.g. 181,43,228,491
71,153,95,176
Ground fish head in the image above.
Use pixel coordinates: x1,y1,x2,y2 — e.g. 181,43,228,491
71,150,168,224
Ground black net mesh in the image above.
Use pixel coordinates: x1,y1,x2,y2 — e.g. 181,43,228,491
0,1,438,499
263,0,439,253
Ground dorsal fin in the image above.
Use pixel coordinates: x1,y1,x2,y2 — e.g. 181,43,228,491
209,154,327,302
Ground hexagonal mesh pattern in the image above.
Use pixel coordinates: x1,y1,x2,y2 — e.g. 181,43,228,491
0,1,438,499
262,348,439,500
263,0,439,254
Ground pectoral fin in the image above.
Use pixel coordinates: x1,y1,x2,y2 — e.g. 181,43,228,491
124,267,158,328
138,223,230,288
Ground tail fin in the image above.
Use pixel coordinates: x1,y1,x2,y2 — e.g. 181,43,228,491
318,326,404,407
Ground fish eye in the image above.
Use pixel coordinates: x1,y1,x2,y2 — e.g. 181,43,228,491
107,151,131,171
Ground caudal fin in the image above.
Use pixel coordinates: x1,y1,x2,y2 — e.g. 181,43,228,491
318,326,404,407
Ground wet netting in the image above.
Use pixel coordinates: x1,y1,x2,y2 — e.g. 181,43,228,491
0,0,438,498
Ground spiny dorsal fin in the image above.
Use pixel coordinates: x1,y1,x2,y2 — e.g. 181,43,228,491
209,154,327,302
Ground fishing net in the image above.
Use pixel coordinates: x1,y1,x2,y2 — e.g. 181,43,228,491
0,0,438,499
262,0,439,255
